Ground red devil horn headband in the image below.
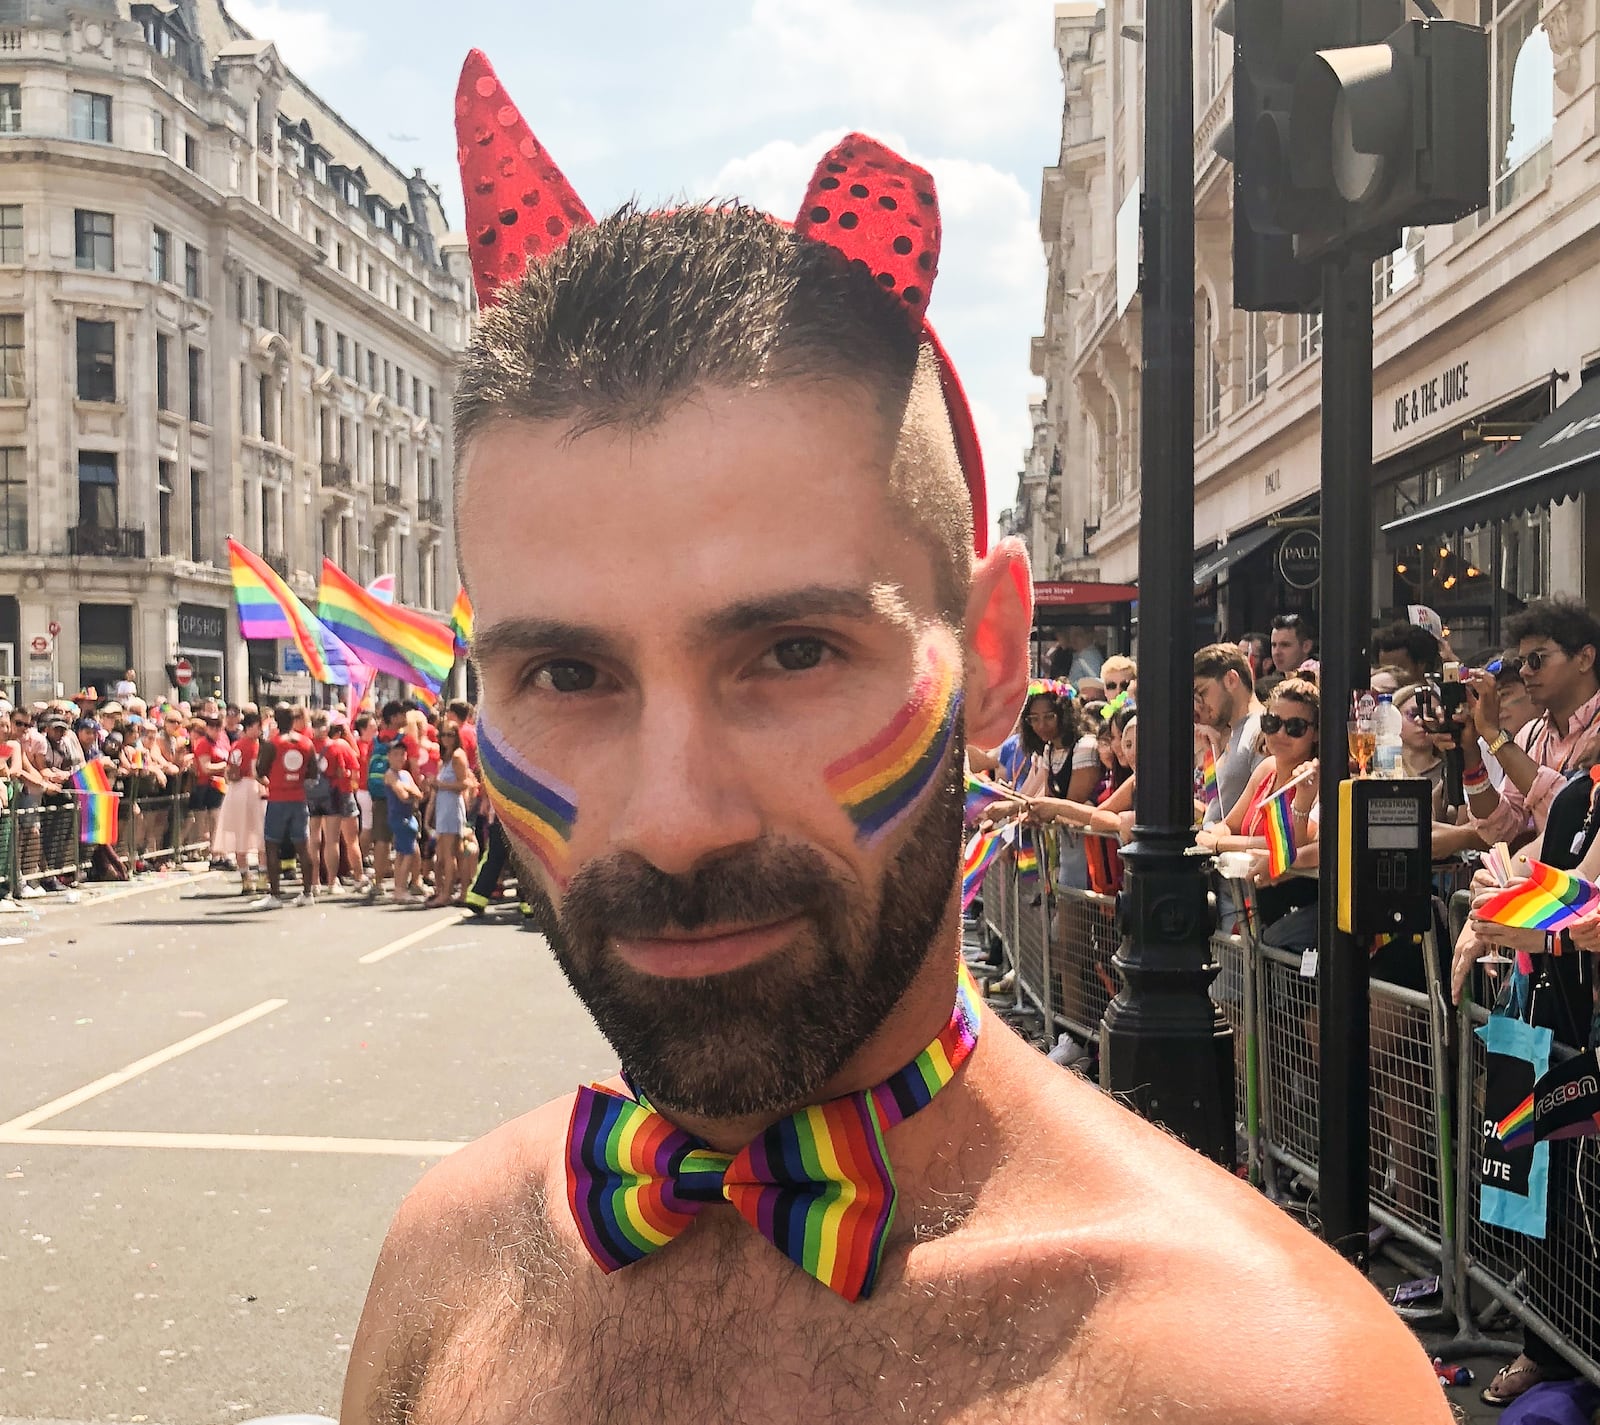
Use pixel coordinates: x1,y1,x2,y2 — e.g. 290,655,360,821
455,49,987,553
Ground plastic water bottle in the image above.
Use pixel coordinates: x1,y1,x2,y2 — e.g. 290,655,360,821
1372,693,1403,778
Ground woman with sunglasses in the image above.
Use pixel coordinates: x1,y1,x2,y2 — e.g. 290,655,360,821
1197,678,1321,926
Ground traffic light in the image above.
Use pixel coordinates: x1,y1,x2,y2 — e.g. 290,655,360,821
1214,0,1488,305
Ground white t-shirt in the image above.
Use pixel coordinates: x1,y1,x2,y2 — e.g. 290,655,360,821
114,678,137,701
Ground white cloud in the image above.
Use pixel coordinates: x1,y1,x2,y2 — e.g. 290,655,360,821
707,130,1043,535
226,1,366,77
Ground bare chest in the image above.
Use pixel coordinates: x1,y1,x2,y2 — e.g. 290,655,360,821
400,1213,1100,1425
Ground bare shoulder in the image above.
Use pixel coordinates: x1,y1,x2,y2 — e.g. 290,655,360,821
1010,1068,1452,1422
339,1094,575,1425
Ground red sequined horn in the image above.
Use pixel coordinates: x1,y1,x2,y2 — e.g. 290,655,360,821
455,49,594,309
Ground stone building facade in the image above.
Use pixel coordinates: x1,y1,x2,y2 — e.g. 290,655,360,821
0,0,473,706
1029,0,1600,652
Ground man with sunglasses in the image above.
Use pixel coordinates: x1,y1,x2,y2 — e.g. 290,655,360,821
1459,598,1600,842
1100,654,1136,702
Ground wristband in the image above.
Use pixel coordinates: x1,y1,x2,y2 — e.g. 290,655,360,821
1485,730,1511,757
1462,761,1491,793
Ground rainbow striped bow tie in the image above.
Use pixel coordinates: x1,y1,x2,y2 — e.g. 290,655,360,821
565,962,982,1303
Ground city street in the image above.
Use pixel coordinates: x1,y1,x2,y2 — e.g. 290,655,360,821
0,877,614,1424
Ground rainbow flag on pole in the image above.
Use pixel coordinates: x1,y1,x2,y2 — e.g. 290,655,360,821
1478,861,1600,933
1201,745,1219,807
961,826,1009,910
227,540,358,684
449,587,474,654
72,760,118,845
1264,783,1296,879
316,561,457,693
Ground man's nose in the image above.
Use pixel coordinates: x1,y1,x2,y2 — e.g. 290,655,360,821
609,693,764,879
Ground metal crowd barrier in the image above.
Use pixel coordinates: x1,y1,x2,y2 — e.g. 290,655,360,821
978,841,1600,1382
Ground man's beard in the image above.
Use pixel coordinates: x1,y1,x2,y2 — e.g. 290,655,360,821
518,739,966,1120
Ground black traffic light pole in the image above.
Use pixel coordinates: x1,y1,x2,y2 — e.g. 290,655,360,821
1315,252,1377,1266
1101,0,1236,1168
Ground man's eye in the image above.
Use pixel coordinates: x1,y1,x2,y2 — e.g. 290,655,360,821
528,661,597,694
769,638,829,673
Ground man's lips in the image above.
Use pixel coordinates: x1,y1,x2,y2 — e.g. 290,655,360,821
612,916,806,979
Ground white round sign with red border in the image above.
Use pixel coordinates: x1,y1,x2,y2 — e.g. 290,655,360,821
174,658,194,688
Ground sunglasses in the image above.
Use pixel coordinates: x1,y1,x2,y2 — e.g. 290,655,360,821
1104,680,1130,693
1260,713,1313,738
1521,648,1564,672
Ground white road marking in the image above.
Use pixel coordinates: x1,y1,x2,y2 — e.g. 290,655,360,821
0,998,287,1134
357,909,468,964
0,1128,466,1157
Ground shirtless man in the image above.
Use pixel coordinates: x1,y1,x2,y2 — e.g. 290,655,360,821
341,53,1447,1425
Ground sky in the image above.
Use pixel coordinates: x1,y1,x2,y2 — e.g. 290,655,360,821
226,0,1066,537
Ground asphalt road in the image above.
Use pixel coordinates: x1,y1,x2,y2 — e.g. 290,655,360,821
0,875,615,1424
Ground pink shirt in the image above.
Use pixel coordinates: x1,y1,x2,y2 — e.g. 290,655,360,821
1474,685,1600,842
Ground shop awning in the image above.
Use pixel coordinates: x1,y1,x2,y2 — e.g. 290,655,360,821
1193,524,1282,587
1384,378,1600,540
1032,580,1139,607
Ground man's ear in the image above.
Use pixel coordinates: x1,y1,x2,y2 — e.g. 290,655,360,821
963,536,1033,749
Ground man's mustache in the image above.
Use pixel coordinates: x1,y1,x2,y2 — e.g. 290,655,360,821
558,839,848,943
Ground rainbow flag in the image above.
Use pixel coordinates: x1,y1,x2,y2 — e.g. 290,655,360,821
1201,745,1219,806
316,560,457,693
477,719,578,882
227,540,358,685
449,587,474,654
1264,783,1296,879
961,826,1008,910
1478,861,1600,933
71,760,118,845
366,573,396,604
410,684,440,712
964,773,1010,828
1014,835,1040,882
1494,1092,1537,1152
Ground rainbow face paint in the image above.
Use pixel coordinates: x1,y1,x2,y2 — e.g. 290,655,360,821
825,645,962,845
477,719,578,882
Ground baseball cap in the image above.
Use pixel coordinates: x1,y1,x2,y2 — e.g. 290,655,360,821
74,717,99,734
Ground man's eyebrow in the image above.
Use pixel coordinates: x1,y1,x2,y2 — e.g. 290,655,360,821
699,584,912,640
472,618,629,666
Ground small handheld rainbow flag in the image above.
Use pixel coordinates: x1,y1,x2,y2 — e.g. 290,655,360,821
961,825,1010,910
71,760,118,845
449,587,474,654
1201,745,1219,807
1014,834,1040,882
1263,783,1296,879
964,773,1010,828
1477,861,1600,933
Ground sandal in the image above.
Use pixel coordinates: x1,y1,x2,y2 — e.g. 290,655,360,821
422,897,451,910
1481,1356,1544,1407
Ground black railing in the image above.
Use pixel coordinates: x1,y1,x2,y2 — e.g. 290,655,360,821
69,524,145,558
320,461,353,492
381,482,403,508
265,550,290,578
417,496,443,524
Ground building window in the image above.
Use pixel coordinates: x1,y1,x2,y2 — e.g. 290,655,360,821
153,111,170,154
427,385,437,424
258,375,272,441
70,91,113,144
184,243,201,298
1198,295,1221,436
1298,311,1322,365
256,277,270,327
1245,311,1269,403
158,461,174,557
156,332,171,411
335,333,348,377
184,133,198,171
396,365,406,408
367,351,377,390
0,447,25,551
75,210,115,272
397,533,409,603
0,205,19,264
151,225,171,283
187,346,206,423
77,453,118,529
1374,226,1426,305
189,469,204,561
411,376,422,413
76,320,116,403
1485,0,1554,213
314,320,327,367
0,84,20,134
0,315,22,399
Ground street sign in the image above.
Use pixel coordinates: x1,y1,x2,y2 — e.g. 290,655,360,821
47,622,60,637
29,636,49,655
174,658,194,688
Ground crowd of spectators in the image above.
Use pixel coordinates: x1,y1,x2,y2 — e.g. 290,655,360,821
0,685,498,913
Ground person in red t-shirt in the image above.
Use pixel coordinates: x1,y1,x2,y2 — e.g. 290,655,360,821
251,704,316,908
187,712,229,859
446,699,479,775
216,710,266,894
307,711,361,892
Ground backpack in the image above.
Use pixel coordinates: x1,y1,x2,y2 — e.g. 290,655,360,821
366,733,394,795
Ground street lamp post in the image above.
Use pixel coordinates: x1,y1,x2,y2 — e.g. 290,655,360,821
1099,0,1236,1168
